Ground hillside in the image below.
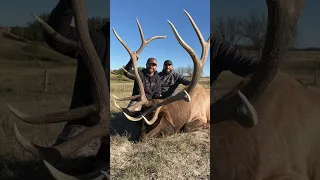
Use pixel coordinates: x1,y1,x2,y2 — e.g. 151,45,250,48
0,28,76,67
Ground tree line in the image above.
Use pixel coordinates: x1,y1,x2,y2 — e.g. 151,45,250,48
212,11,299,55
9,12,109,42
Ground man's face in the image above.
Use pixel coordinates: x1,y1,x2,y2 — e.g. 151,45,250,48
146,61,157,73
163,63,173,73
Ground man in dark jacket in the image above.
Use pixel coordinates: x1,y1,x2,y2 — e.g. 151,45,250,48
158,60,191,99
124,57,162,111
211,34,258,127
43,0,109,171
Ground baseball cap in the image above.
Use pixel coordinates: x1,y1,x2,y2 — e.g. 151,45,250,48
147,57,157,65
164,60,172,65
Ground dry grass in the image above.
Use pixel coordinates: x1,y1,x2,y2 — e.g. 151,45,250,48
0,62,76,179
110,130,210,180
0,31,77,179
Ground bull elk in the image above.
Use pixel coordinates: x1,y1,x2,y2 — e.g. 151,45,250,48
6,0,109,179
112,10,211,141
210,0,320,179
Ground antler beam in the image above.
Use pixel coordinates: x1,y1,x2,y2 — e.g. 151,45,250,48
111,19,166,113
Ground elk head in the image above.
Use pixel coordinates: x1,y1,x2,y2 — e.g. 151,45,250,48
7,0,110,179
210,0,305,127
112,10,210,125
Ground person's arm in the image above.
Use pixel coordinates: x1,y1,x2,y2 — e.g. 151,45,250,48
44,0,107,60
123,59,136,80
211,34,258,82
176,72,191,86
43,0,79,58
152,76,162,99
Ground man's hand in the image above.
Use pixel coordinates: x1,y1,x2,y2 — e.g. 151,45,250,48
133,52,139,61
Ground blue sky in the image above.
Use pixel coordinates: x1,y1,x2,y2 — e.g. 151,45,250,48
110,0,210,77
211,0,320,48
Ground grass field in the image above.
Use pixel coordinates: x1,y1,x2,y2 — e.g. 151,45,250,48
0,31,78,179
1,29,320,179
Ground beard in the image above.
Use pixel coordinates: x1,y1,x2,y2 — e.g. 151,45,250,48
148,68,155,73
164,68,171,74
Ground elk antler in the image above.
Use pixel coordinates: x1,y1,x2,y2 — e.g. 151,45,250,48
211,0,306,126
7,0,109,177
122,10,210,123
111,19,166,113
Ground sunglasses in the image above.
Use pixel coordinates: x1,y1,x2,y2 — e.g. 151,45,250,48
147,63,157,66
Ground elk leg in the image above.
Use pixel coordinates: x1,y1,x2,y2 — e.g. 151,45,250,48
183,117,208,133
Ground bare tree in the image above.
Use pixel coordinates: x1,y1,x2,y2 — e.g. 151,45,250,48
213,16,242,45
185,65,203,78
176,66,187,76
240,12,267,52
185,65,193,77
240,11,299,54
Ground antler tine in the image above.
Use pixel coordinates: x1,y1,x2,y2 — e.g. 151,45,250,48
135,18,167,55
168,10,210,93
121,66,135,78
112,94,141,101
32,14,80,49
8,104,96,124
183,9,210,61
112,19,166,112
10,0,110,162
14,122,106,160
124,10,210,122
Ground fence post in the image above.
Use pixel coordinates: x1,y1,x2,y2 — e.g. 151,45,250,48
43,69,49,92
314,58,318,85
